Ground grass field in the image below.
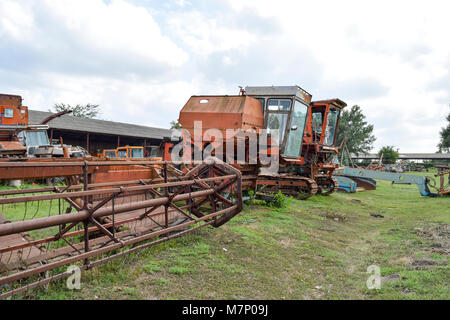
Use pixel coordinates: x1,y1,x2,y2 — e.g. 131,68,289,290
5,171,449,300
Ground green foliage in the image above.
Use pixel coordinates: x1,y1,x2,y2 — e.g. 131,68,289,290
142,263,162,274
270,191,291,208
168,266,189,275
378,145,399,164
437,112,450,153
170,120,182,129
337,105,376,155
52,103,101,119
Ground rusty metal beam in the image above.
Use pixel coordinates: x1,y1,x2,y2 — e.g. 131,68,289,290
0,189,216,236
0,205,237,286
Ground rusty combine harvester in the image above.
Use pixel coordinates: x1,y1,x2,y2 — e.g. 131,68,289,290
0,157,243,298
167,85,346,199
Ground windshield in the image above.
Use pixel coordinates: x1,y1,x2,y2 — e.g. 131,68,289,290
266,99,291,146
25,131,50,147
131,148,143,158
150,147,159,157
117,150,127,158
323,107,340,146
312,111,323,142
105,150,116,158
285,100,308,157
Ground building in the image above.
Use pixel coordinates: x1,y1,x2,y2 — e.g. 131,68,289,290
29,110,171,156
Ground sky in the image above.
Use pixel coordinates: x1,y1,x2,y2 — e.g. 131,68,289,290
0,0,449,153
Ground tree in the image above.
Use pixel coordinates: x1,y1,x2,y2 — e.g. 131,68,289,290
378,145,399,164
437,111,450,153
336,105,376,155
52,103,101,119
170,120,182,129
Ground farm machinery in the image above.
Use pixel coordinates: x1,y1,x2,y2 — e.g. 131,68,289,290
165,85,346,200
0,158,243,298
0,85,346,297
0,93,86,159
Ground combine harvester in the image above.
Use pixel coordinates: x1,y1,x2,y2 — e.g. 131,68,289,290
166,85,346,200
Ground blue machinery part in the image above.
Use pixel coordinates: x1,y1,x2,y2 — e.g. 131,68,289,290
333,167,437,197
333,176,357,193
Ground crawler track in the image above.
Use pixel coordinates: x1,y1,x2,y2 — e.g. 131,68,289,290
256,176,318,200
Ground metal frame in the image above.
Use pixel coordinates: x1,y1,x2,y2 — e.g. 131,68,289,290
0,158,242,298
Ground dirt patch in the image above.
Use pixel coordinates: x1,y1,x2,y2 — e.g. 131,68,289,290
320,211,348,223
412,259,437,266
381,274,400,284
415,224,450,255
395,285,415,294
278,238,297,248
395,256,414,265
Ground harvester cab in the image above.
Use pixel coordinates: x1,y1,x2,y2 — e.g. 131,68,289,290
306,99,346,152
244,86,311,163
244,86,346,195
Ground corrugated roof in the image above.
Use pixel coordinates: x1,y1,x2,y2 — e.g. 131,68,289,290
29,110,171,140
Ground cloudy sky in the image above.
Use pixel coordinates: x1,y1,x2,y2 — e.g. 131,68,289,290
1,0,449,152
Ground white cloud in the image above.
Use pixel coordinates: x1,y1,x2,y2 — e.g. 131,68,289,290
167,10,256,56
1,0,188,67
0,0,449,152
225,0,450,152
0,0,34,40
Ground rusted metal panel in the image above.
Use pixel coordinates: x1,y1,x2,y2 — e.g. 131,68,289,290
0,141,26,154
90,165,159,184
179,95,264,137
0,94,22,107
0,94,28,127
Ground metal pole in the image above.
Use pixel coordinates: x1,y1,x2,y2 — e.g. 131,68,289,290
164,163,168,228
83,162,89,267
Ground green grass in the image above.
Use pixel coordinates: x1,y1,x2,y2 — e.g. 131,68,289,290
4,175,449,300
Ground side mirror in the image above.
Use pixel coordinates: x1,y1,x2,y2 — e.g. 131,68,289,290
291,125,298,131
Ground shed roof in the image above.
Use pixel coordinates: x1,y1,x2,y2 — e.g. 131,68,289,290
29,110,171,140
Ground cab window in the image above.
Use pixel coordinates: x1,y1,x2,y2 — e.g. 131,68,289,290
131,148,144,158
268,99,291,111
323,108,340,146
105,150,116,158
285,100,308,157
312,109,324,141
117,150,127,158
150,147,159,157
266,99,291,146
